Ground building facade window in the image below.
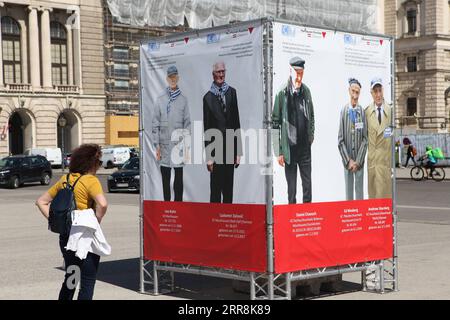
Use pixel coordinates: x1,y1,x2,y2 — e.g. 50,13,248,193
1,16,21,84
114,80,129,88
407,97,417,116
50,21,68,85
113,63,129,77
113,47,129,60
407,56,417,72
407,9,417,34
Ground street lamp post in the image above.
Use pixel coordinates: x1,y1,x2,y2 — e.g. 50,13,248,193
58,115,67,172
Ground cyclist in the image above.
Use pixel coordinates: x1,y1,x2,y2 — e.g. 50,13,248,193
423,145,438,178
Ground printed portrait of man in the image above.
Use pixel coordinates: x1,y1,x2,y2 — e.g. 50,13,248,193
272,56,315,204
365,77,392,199
338,78,368,200
152,65,191,201
203,61,242,203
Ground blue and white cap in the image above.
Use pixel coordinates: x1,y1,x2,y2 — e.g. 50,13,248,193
370,77,383,89
167,65,178,76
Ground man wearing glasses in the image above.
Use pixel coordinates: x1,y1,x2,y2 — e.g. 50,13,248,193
203,61,242,203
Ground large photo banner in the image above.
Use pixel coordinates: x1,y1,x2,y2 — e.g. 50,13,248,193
272,22,394,272
140,22,267,272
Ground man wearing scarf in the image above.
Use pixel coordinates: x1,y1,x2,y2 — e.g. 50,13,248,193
152,65,191,201
272,57,315,204
338,78,368,200
203,61,242,203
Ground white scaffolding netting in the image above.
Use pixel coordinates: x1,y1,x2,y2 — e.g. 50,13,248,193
107,0,380,33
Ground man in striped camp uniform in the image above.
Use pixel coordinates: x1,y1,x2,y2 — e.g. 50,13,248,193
338,78,368,200
153,65,191,201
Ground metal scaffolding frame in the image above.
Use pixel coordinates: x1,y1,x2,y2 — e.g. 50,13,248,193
138,17,398,300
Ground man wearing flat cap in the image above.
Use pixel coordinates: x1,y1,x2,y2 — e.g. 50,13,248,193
272,57,315,204
365,77,392,199
152,65,191,201
338,78,368,200
203,61,242,203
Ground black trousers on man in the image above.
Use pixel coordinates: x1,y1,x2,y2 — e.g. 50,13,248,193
160,166,183,201
285,144,312,204
210,163,234,203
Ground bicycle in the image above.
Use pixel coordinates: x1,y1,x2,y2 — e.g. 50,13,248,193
410,157,445,182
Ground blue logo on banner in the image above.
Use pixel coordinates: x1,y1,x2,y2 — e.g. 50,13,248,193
148,42,160,52
281,24,295,37
344,34,356,45
207,33,220,44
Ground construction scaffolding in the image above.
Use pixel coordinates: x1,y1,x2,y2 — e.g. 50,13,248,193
103,1,188,117
107,0,380,32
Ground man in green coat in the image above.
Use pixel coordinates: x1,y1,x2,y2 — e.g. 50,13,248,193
272,57,315,204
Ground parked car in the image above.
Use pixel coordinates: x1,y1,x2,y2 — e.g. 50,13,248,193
0,155,52,189
101,147,131,169
24,148,62,168
107,157,139,193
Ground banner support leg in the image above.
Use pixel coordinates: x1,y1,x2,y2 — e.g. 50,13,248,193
380,261,385,293
362,270,367,292
153,261,159,295
171,271,175,292
286,272,292,300
250,272,256,300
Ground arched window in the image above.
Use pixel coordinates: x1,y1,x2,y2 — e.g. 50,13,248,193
1,16,21,84
50,21,68,85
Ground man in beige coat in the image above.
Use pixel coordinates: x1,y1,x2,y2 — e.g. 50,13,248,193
365,78,392,200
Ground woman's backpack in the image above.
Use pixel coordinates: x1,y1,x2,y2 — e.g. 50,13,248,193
48,174,83,235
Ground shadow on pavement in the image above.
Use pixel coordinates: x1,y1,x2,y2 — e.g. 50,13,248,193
95,258,249,300
95,258,364,300
299,281,362,300
97,258,140,292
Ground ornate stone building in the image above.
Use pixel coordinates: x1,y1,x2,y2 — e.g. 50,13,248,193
384,0,450,133
0,0,105,158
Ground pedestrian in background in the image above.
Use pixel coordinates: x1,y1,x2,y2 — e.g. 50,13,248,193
405,142,417,167
36,144,108,300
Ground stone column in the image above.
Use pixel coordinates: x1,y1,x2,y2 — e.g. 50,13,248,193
72,11,82,89
416,2,420,36
40,7,52,89
0,2,5,87
18,19,28,84
28,6,40,89
65,24,74,85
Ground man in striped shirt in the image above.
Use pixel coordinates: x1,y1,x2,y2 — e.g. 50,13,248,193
338,78,368,200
